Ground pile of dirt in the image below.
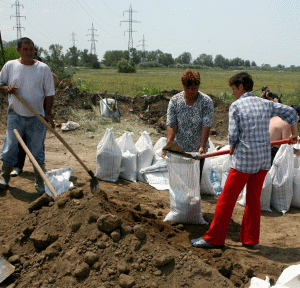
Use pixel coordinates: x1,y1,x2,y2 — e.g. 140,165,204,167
53,87,230,139
0,187,236,288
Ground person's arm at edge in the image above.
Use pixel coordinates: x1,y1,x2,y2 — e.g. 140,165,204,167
162,125,177,158
44,95,55,129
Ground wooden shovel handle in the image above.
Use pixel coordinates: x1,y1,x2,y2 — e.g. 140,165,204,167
200,138,294,159
13,92,90,173
13,129,58,199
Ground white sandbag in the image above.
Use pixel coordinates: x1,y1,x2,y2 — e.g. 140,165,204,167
292,167,300,208
238,171,272,212
210,145,230,185
249,276,271,288
221,154,232,189
116,132,137,182
270,144,294,214
274,264,300,288
152,137,167,164
141,159,169,190
136,131,154,182
200,158,220,195
96,128,122,182
164,154,207,224
45,168,73,198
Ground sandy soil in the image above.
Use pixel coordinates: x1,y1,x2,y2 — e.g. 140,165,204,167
0,88,299,288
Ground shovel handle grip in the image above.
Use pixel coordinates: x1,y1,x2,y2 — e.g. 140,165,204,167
13,92,91,174
200,138,295,159
13,129,58,199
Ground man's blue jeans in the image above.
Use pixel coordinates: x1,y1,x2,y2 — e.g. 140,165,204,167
1,110,46,166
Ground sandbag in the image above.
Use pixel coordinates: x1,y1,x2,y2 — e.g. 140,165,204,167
45,168,73,198
210,145,230,185
270,144,294,214
292,167,300,208
221,154,232,189
152,137,167,164
238,171,272,212
200,158,221,195
164,154,207,224
136,131,154,182
116,132,137,182
96,128,122,182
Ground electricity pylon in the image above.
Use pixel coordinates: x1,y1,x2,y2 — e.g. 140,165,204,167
11,0,26,40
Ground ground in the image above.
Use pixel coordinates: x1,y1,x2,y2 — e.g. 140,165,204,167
0,87,299,288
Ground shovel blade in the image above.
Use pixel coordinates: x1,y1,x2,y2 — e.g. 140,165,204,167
0,257,15,283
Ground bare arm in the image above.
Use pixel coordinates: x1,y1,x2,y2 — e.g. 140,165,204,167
0,85,18,94
199,126,211,155
162,125,177,157
44,96,55,129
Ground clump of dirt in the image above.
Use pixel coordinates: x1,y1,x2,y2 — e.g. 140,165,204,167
0,186,236,288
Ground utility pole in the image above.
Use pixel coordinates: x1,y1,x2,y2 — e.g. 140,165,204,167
120,4,140,59
87,23,98,55
11,0,26,40
70,32,77,48
137,34,148,62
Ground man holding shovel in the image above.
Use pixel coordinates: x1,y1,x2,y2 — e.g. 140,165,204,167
191,72,299,249
0,37,55,194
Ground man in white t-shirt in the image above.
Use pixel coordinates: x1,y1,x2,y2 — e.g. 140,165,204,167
0,37,55,193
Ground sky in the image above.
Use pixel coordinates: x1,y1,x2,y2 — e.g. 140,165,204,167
0,0,299,67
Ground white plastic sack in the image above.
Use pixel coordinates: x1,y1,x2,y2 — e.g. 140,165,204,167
274,264,300,287
210,145,230,185
292,167,300,208
152,137,167,164
163,154,207,224
45,168,74,198
140,159,169,190
61,121,80,131
96,128,122,182
249,276,271,288
270,144,294,214
136,131,154,182
221,154,232,189
238,171,272,212
200,158,219,195
100,98,121,118
116,132,137,182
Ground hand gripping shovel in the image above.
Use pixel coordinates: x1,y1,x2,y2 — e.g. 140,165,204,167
163,139,297,160
13,92,99,193
13,129,58,199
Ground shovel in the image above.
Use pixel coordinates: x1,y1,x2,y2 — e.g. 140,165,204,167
0,256,15,284
163,139,296,160
13,129,58,199
13,92,99,193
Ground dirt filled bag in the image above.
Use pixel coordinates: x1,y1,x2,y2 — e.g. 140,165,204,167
135,131,154,182
152,137,167,164
116,132,137,182
270,144,294,214
164,154,207,225
96,128,122,182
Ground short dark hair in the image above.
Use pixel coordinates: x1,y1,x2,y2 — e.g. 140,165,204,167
181,68,201,87
17,37,34,49
228,72,253,91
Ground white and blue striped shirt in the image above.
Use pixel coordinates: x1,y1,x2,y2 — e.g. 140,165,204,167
229,92,298,173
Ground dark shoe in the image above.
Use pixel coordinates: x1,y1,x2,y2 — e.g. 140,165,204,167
191,237,223,249
33,164,46,195
242,243,260,249
11,167,22,177
0,163,14,189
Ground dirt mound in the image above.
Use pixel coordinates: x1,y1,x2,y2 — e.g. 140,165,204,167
0,187,235,288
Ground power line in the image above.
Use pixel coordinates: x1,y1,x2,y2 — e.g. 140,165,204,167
10,0,26,40
87,23,98,55
120,4,140,59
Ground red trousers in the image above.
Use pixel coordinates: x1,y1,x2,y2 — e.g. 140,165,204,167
203,168,268,246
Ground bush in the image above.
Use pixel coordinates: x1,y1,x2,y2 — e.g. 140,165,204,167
117,59,136,73
92,61,101,69
137,61,164,68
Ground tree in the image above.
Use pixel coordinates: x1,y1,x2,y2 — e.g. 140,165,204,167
244,60,250,67
102,50,126,66
175,52,192,64
214,54,229,68
230,57,244,67
193,53,213,67
251,61,257,67
117,58,136,73
65,46,80,67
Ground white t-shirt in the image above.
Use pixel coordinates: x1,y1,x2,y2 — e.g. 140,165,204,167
0,59,55,117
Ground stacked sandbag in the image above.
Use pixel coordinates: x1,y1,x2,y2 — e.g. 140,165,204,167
96,128,122,182
164,154,207,224
116,132,138,182
136,132,154,182
270,144,294,214
152,137,167,164
238,171,272,212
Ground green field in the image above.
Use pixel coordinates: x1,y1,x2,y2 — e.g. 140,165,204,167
73,67,300,105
